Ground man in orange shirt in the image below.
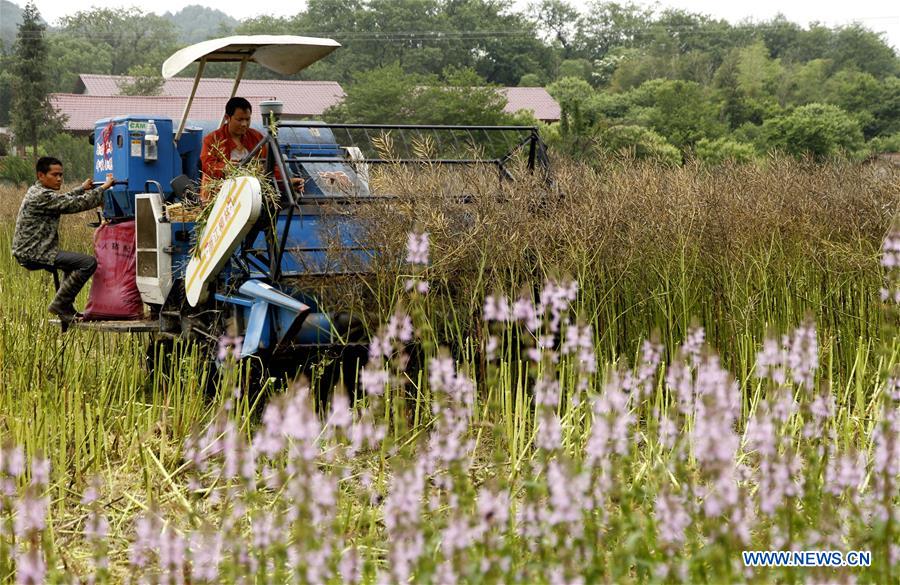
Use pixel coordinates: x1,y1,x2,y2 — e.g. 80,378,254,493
199,97,302,201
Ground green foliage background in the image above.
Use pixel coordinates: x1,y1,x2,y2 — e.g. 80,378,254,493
0,1,898,163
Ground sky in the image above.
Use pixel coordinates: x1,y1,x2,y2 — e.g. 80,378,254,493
26,0,900,49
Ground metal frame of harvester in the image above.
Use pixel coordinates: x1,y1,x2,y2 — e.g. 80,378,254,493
63,36,550,375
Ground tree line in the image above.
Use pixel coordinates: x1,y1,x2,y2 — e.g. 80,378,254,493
1,0,898,174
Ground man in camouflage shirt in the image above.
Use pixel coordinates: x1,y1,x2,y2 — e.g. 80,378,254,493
13,156,114,322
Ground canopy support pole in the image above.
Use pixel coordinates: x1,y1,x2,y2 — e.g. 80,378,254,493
230,57,248,100
174,57,206,143
221,57,249,126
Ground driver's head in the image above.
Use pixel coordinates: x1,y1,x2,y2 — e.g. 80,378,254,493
224,97,252,139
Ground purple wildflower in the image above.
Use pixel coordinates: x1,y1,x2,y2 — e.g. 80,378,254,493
340,546,363,585
690,355,742,518
655,490,691,551
158,525,187,584
216,334,243,362
405,278,429,294
786,322,818,388
682,327,705,363
253,399,285,457
29,456,49,487
129,511,164,570
756,337,786,385
871,406,899,524
85,510,109,541
386,312,414,344
484,294,511,322
666,358,694,416
15,548,46,585
546,460,588,531
475,487,510,537
406,231,429,265
658,415,678,450
189,528,224,582
441,516,472,557
586,371,634,462
536,411,563,451
81,483,100,506
6,445,24,477
328,392,353,429
485,335,499,360
625,339,662,399
562,323,596,373
825,451,865,497
881,229,900,271
384,461,427,583
13,489,48,537
513,294,541,331
539,279,577,334
360,365,389,397
367,334,392,361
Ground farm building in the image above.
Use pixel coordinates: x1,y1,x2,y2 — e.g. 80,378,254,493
50,74,561,134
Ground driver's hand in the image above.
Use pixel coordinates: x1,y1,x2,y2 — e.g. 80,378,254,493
81,178,94,191
291,176,305,192
100,173,115,191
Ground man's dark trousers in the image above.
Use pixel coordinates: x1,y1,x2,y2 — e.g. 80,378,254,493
20,251,97,315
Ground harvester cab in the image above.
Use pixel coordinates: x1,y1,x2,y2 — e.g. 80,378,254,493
73,35,550,378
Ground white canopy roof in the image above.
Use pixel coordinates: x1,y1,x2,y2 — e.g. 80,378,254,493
162,35,341,79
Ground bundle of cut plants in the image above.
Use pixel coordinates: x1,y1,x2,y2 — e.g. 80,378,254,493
188,157,282,258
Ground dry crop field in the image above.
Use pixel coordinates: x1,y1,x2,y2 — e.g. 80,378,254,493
0,157,899,583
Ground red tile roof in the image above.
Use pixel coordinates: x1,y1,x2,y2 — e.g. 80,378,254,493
51,94,279,131
76,74,345,118
61,75,560,129
500,87,561,122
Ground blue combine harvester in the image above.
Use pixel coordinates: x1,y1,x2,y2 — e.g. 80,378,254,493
75,36,549,376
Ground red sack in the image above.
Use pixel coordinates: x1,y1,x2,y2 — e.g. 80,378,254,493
84,221,144,321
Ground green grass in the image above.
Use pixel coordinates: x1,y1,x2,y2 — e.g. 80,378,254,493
0,157,898,582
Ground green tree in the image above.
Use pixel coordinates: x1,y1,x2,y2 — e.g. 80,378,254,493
325,63,511,125
596,124,681,164
518,73,542,87
575,1,653,61
763,103,864,159
781,24,837,63
735,41,784,99
823,70,888,138
784,59,831,105
41,133,92,178
630,79,725,147
607,49,663,91
47,35,113,92
10,2,62,156
528,0,583,59
118,64,165,96
557,58,593,82
872,77,900,137
759,15,803,60
164,5,237,43
713,48,782,128
546,76,594,113
868,132,900,154
0,55,13,126
442,0,552,86
828,24,898,79
0,155,33,186
58,8,178,76
694,137,757,164
325,63,420,123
